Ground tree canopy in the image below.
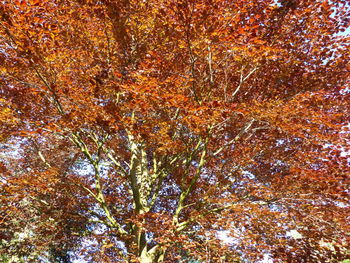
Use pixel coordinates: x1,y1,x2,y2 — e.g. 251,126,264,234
0,0,349,262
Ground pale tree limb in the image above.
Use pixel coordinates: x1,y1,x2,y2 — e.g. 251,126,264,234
31,139,52,169
175,194,253,232
213,118,255,156
148,169,167,209
173,133,210,225
231,66,258,100
32,65,64,115
127,130,144,213
70,132,127,236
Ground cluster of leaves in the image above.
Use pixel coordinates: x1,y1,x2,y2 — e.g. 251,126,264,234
0,0,349,262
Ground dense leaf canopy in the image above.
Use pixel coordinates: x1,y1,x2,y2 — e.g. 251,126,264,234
0,0,349,262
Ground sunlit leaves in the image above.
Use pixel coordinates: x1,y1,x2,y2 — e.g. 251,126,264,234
0,0,349,262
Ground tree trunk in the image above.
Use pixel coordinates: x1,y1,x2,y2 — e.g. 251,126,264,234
139,245,164,263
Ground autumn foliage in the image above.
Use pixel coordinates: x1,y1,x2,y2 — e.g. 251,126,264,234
0,0,349,262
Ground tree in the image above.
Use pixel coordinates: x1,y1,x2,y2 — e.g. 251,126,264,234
0,0,349,262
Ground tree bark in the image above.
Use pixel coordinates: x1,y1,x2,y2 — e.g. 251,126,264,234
139,245,164,263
